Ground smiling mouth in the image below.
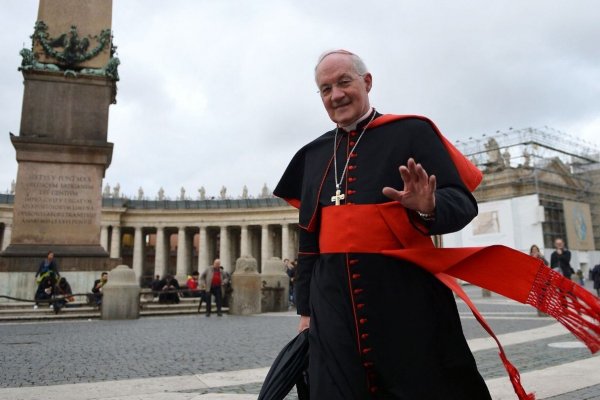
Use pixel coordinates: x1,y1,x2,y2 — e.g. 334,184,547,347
334,102,351,110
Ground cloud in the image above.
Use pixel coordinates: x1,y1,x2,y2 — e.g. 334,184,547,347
1,0,599,197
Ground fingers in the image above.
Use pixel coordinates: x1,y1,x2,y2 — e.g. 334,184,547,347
400,158,431,188
383,159,437,211
382,186,403,201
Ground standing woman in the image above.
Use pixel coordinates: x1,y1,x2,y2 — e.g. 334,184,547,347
529,244,549,266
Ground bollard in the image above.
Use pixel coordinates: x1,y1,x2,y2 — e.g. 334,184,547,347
261,257,289,312
229,256,261,315
101,265,140,320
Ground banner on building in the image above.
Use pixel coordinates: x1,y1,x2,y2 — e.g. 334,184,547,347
563,200,595,251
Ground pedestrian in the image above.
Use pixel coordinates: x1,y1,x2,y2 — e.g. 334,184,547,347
91,272,108,306
200,259,230,317
273,49,490,398
35,251,59,284
529,244,548,265
284,259,296,307
550,238,575,279
591,263,600,297
221,266,233,307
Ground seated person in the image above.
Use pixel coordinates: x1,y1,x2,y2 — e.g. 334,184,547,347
54,277,74,311
34,276,56,309
158,275,180,304
185,271,205,298
150,275,161,297
91,272,108,306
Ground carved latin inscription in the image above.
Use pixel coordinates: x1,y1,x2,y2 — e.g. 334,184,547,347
12,163,102,245
20,174,95,225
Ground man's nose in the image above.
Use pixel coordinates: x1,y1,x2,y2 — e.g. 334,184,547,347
330,85,345,101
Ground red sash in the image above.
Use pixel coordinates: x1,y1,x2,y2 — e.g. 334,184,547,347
320,202,600,400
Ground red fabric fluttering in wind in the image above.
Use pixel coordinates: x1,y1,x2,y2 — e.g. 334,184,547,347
320,203,600,400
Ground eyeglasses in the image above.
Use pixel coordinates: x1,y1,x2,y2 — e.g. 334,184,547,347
317,74,363,97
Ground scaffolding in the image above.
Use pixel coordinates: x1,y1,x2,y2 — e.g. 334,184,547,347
455,127,600,249
455,126,599,170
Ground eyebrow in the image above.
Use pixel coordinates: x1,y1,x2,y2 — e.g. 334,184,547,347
319,73,355,87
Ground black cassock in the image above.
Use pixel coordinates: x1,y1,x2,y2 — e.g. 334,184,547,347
274,111,491,399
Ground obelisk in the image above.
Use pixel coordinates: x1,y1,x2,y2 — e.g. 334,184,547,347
0,0,119,296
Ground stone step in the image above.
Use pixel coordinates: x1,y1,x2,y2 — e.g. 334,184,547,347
0,302,227,322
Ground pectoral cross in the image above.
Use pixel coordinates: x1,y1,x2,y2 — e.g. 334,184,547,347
331,188,345,206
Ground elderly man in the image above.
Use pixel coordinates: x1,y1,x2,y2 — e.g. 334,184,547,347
201,258,230,317
274,50,490,399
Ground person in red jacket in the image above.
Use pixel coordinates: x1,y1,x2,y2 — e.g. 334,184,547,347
200,259,230,317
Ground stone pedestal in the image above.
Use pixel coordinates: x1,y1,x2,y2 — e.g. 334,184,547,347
101,265,140,320
229,256,261,315
261,257,289,312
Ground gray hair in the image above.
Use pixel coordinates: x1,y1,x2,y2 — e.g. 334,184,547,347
314,49,368,81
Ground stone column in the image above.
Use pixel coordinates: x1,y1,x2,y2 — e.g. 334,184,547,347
240,225,250,257
176,226,189,277
100,225,109,251
109,226,121,258
281,224,290,261
219,225,231,273
132,226,143,282
261,224,270,271
154,227,167,278
198,226,209,271
1,224,12,251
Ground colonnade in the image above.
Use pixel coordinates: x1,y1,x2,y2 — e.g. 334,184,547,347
99,222,299,283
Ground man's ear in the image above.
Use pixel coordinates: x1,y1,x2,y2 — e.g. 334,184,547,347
363,73,373,93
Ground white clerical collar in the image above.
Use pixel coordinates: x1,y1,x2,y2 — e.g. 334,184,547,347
340,107,374,131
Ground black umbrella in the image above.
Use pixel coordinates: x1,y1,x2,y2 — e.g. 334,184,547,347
258,329,310,400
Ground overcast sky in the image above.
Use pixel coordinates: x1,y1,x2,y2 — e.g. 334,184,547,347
1,0,599,199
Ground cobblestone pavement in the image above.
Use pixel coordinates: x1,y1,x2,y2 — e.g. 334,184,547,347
0,283,598,399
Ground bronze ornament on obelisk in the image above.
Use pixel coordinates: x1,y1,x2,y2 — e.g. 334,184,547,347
1,0,119,273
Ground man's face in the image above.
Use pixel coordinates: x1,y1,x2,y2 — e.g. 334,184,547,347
101,273,108,282
47,252,54,261
316,53,372,127
555,239,564,249
213,259,221,268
